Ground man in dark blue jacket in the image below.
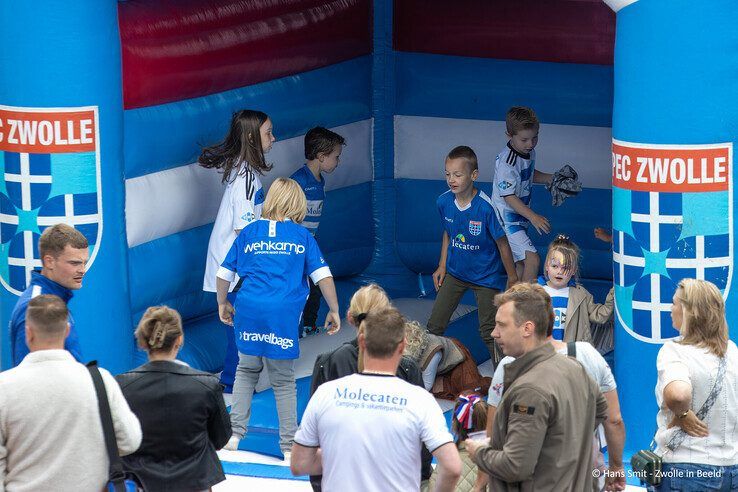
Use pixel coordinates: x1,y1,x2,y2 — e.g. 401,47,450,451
9,223,87,366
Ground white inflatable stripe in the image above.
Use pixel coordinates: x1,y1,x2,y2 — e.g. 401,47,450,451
125,119,373,248
394,115,613,190
603,0,638,12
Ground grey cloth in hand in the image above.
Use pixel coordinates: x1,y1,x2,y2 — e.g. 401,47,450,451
545,164,582,206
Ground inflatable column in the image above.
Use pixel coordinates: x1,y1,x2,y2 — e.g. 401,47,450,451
606,0,738,450
0,0,133,373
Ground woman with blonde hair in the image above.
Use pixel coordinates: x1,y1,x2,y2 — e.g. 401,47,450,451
650,278,738,490
216,177,340,457
309,284,432,491
116,306,231,491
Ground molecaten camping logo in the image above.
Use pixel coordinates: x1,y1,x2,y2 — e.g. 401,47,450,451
611,139,732,343
0,105,103,295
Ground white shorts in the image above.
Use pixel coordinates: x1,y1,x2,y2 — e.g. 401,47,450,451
506,228,537,262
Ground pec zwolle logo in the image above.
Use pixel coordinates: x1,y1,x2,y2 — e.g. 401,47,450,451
0,106,102,295
469,220,482,236
612,140,732,343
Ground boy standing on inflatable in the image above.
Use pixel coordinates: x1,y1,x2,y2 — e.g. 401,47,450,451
289,127,345,337
215,178,340,457
491,107,553,283
428,146,517,367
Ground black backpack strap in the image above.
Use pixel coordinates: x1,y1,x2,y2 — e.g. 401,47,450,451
87,361,127,492
567,342,577,359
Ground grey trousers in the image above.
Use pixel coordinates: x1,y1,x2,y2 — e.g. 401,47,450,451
230,353,297,453
427,273,503,366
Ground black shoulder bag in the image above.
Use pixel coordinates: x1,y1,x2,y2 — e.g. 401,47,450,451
87,361,143,492
631,356,727,486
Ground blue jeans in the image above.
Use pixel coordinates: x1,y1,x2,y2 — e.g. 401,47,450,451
649,463,738,491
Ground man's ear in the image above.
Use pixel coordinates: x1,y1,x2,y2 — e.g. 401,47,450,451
63,322,71,340
522,320,536,339
41,254,55,270
396,338,406,356
358,330,366,350
25,323,34,346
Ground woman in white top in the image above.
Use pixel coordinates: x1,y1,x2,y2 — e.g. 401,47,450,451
652,278,738,490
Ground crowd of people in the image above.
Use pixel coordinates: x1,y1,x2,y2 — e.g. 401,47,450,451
2,105,738,491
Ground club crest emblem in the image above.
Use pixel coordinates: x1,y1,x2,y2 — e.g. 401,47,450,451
0,106,102,295
469,220,482,236
611,140,732,343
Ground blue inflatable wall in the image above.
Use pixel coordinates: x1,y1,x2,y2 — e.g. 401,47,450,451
608,0,738,452
0,0,133,373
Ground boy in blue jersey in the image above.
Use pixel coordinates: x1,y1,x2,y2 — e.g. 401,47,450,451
491,107,553,283
429,146,517,366
290,127,345,336
216,178,340,456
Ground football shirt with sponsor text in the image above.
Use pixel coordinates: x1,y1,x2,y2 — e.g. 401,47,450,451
437,189,507,289
218,219,331,359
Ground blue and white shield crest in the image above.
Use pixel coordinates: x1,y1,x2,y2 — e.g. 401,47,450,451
0,105,102,295
469,220,482,236
612,140,732,343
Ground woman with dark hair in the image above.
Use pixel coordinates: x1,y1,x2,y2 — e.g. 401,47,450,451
650,278,738,490
116,306,231,492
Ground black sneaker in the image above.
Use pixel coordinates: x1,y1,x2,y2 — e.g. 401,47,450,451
304,325,320,336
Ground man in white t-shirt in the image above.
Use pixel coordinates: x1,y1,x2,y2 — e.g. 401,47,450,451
291,307,461,492
486,338,626,491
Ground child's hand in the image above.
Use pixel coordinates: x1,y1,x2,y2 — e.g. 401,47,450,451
594,227,613,244
432,266,446,291
324,310,341,335
218,301,235,326
530,213,551,234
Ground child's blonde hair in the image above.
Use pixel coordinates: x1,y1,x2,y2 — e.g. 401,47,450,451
544,234,581,284
348,284,391,371
506,106,539,136
262,178,307,223
452,391,488,446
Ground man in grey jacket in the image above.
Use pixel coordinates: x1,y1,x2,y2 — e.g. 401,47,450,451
0,295,142,492
466,283,608,491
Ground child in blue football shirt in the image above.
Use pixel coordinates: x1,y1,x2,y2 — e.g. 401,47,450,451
290,127,345,336
491,107,553,283
429,146,517,366
216,178,341,456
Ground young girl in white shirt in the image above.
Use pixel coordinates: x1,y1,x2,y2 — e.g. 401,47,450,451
539,235,614,343
200,110,276,389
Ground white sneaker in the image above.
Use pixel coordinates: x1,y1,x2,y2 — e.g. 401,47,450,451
224,435,241,451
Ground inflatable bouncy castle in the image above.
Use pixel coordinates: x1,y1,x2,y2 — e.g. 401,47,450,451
2,0,737,464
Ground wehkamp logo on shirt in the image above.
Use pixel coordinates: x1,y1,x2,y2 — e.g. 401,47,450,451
239,331,294,350
244,240,305,255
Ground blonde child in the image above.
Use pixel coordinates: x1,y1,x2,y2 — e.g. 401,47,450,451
216,178,341,457
539,235,614,342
